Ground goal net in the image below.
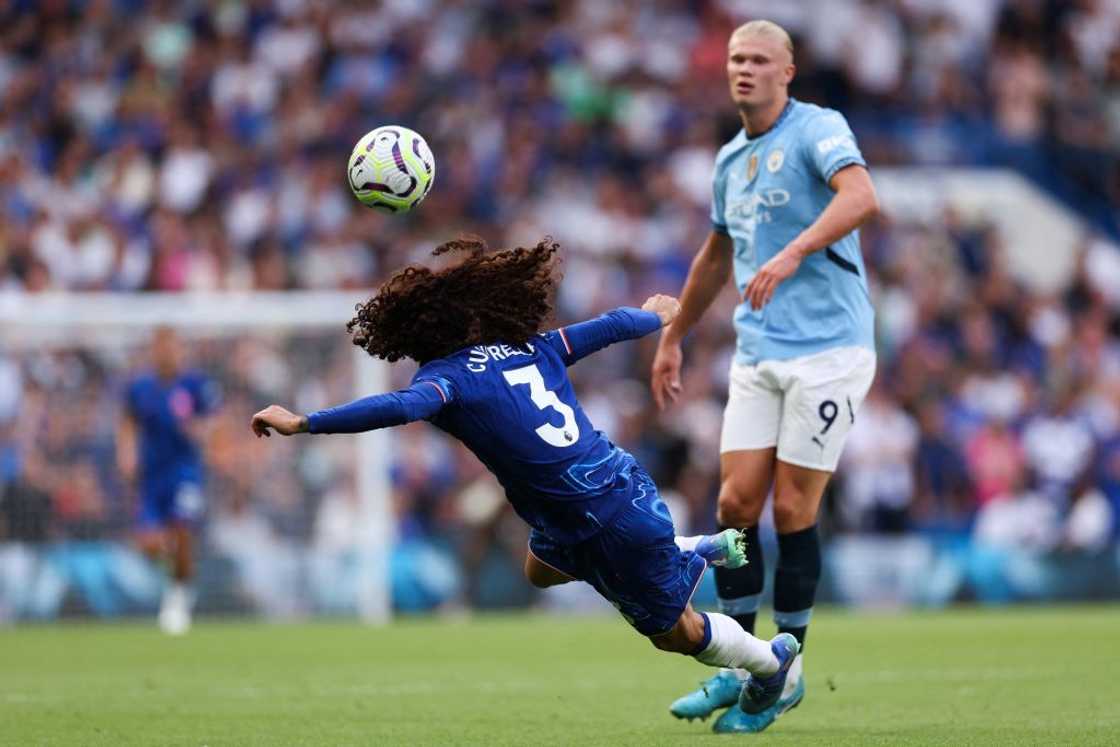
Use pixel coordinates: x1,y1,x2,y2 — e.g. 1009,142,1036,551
0,291,392,623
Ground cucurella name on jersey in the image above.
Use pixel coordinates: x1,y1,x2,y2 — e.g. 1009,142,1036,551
711,99,876,365
464,343,535,372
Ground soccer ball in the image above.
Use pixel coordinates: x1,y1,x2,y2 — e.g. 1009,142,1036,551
347,126,435,212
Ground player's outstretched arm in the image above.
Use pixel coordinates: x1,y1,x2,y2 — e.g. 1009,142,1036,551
551,300,677,366
651,231,734,409
251,381,450,438
744,165,879,310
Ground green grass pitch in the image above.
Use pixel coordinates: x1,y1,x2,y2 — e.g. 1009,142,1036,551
2,606,1118,745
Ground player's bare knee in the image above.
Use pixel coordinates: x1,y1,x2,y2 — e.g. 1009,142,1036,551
716,489,763,528
772,497,803,530
773,488,817,531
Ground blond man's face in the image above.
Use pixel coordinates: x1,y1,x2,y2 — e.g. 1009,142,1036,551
726,32,794,110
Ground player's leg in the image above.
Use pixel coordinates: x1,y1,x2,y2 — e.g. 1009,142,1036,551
716,459,826,719
653,607,798,727
136,487,177,630
524,529,579,589
769,347,874,656
770,462,830,649
724,460,827,724
523,550,575,588
714,448,774,635
159,482,205,635
169,521,194,582
649,605,795,675
520,525,741,589
672,360,779,722
702,451,785,731
158,521,194,635
588,511,788,676
134,528,167,562
578,466,792,724
135,490,169,562
713,360,781,635
729,347,875,730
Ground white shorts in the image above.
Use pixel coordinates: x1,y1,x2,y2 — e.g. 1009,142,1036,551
719,346,877,472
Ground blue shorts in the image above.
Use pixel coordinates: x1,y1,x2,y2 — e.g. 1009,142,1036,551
528,468,707,636
138,480,204,529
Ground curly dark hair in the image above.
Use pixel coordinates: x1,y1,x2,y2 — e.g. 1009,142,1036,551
347,236,561,363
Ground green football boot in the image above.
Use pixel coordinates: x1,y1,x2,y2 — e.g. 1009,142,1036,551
694,528,748,568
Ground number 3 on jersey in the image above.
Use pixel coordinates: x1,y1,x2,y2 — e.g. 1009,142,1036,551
503,364,580,448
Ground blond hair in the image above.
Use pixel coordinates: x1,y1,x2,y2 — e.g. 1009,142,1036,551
730,20,794,58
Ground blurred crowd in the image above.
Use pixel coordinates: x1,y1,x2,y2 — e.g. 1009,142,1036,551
3,0,1120,616
2,0,1120,296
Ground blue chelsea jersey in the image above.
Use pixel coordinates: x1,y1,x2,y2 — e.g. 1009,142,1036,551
415,329,636,544
711,98,876,364
125,370,220,489
307,308,663,544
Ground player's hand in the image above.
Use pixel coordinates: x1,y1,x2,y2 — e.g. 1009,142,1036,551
642,294,681,327
650,340,683,410
745,245,804,311
250,405,309,438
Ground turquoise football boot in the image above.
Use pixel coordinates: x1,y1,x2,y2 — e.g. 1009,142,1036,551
669,669,743,721
711,674,805,734
740,633,800,713
693,528,748,569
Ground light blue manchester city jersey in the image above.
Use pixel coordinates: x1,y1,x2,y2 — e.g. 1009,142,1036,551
711,98,875,364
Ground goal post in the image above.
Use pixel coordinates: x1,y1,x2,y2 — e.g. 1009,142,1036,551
0,291,392,623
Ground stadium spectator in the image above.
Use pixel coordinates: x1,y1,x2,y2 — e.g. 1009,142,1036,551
839,385,920,533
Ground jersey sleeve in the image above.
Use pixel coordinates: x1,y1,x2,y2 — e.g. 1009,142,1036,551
710,157,729,235
803,109,866,184
410,364,457,409
306,380,451,434
541,307,662,366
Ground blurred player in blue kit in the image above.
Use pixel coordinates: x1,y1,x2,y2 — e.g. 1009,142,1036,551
651,20,880,732
118,327,220,635
251,237,800,712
